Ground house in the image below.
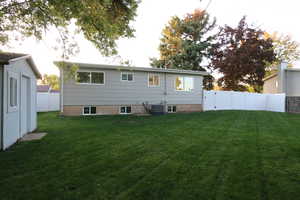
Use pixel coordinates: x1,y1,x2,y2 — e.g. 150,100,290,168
37,84,51,93
57,62,209,116
263,62,300,112
0,52,41,150
37,84,60,93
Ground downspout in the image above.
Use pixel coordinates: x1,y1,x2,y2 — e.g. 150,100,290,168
0,64,5,150
60,69,64,114
163,72,167,112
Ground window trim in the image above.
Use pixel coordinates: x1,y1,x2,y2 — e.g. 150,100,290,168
148,73,160,87
174,76,194,92
76,71,105,85
82,106,97,115
8,71,18,113
120,72,134,82
119,106,132,115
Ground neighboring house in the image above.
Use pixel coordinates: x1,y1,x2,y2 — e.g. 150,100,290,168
263,62,300,95
37,84,60,112
263,62,300,112
37,84,51,93
37,84,60,93
58,62,209,116
0,52,41,150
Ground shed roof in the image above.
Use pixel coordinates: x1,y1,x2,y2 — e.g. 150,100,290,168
55,61,210,76
0,52,27,64
0,52,42,79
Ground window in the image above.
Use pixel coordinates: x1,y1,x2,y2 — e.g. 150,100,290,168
120,106,132,114
9,77,18,107
121,72,134,82
77,71,104,85
175,76,194,91
168,105,176,113
148,74,160,87
83,106,97,115
8,71,18,112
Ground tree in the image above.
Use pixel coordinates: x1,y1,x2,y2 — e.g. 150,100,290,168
41,74,59,90
264,32,300,76
0,0,140,57
150,9,216,90
210,17,276,92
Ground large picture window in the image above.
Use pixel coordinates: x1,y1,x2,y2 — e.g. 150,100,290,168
77,71,104,85
175,76,194,91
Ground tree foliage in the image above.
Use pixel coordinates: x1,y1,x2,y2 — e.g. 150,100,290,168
41,74,59,90
0,0,140,57
210,17,276,92
265,32,300,66
150,9,216,90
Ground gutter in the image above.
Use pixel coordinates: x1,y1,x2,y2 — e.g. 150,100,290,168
54,61,210,76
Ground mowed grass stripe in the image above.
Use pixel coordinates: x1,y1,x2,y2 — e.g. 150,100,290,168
0,111,300,200
255,112,300,200
114,111,244,200
0,112,224,199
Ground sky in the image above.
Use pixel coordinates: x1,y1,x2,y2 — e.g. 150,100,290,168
2,0,300,76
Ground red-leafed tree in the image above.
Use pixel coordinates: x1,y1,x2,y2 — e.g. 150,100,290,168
210,17,276,92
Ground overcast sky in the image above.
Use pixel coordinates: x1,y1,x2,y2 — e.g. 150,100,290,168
2,0,300,75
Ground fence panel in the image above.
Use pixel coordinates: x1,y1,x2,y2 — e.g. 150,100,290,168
203,90,285,112
266,94,286,112
37,92,60,112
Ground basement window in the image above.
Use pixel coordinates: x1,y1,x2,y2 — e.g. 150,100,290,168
120,106,132,114
168,105,177,113
83,106,97,115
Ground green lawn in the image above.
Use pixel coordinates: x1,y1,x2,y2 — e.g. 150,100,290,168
0,111,300,200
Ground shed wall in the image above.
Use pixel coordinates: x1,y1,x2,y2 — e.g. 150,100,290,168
2,59,37,149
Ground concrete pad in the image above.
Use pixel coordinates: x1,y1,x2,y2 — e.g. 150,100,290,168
20,133,47,142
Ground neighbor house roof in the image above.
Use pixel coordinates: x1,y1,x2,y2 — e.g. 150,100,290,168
37,85,51,93
37,85,59,93
0,52,42,79
263,73,278,81
263,67,300,82
55,61,210,76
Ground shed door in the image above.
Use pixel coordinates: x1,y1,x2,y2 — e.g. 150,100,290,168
20,75,30,137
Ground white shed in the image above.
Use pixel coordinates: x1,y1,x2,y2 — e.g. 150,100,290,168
0,52,41,150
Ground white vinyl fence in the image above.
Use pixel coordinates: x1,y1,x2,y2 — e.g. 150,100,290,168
37,92,60,112
203,90,285,112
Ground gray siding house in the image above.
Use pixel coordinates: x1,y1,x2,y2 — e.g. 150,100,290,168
58,62,208,116
263,63,300,96
0,53,41,150
263,62,300,112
